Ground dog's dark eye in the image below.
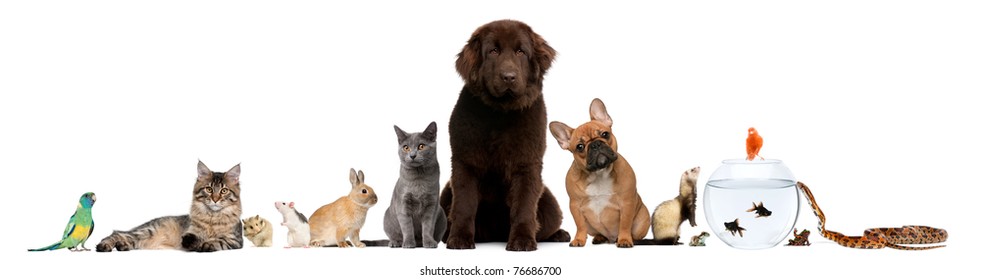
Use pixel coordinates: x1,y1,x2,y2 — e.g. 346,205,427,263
490,48,499,55
576,143,584,152
600,131,610,139
403,145,410,152
516,49,524,56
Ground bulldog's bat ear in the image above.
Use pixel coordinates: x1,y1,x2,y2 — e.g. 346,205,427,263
589,98,612,127
549,121,574,150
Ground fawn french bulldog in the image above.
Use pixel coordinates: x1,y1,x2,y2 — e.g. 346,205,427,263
549,98,650,248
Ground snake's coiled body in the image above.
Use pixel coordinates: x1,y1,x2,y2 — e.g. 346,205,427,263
796,182,947,250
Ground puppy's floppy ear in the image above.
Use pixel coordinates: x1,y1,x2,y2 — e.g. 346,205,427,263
456,29,483,84
548,121,574,150
530,27,557,81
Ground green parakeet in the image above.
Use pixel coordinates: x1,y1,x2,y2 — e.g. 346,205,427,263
29,192,96,252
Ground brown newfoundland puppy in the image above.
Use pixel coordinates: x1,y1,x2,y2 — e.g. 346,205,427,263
439,19,571,251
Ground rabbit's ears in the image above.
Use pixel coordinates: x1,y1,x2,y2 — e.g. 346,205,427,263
349,168,365,187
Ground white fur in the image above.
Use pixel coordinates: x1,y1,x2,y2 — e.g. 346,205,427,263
651,168,700,242
585,168,614,215
275,202,311,248
651,200,681,239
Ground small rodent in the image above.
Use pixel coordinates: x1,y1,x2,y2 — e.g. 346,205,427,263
308,168,379,248
242,215,273,247
274,201,310,248
650,166,700,245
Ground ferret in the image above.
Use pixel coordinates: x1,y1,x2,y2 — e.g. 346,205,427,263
242,215,273,247
650,166,700,245
274,201,311,248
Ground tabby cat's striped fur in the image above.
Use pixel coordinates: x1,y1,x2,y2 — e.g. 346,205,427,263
95,161,244,252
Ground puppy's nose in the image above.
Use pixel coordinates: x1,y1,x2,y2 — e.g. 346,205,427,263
501,72,516,83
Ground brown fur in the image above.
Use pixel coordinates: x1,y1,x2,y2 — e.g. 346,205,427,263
243,215,273,247
308,168,378,248
95,161,244,252
439,19,569,251
549,98,650,248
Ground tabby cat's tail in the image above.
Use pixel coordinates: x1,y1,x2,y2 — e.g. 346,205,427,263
95,215,190,252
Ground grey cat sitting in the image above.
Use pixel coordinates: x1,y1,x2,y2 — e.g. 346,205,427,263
377,122,447,248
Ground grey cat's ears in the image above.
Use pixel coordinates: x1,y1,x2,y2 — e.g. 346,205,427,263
394,125,409,143
395,122,438,143
349,168,365,187
422,121,437,142
589,98,613,128
197,160,212,178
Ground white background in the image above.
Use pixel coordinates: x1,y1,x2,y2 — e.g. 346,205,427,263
3,0,978,278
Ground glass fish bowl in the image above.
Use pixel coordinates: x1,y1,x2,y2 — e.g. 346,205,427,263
703,159,799,249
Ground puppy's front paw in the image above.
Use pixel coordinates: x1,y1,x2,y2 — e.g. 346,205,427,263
548,229,572,242
569,238,587,247
592,235,609,244
506,237,537,251
616,238,634,248
446,236,475,250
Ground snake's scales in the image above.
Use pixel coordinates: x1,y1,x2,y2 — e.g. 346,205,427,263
796,182,947,250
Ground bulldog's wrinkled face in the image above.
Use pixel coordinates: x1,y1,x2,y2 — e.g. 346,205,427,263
549,98,619,172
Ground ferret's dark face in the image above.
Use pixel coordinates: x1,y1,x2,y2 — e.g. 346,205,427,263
683,167,701,185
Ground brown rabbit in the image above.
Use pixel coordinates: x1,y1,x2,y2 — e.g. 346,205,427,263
309,168,379,248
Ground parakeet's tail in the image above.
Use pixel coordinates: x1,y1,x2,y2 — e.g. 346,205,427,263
28,241,64,251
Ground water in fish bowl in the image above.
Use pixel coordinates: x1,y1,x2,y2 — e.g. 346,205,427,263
703,178,799,249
